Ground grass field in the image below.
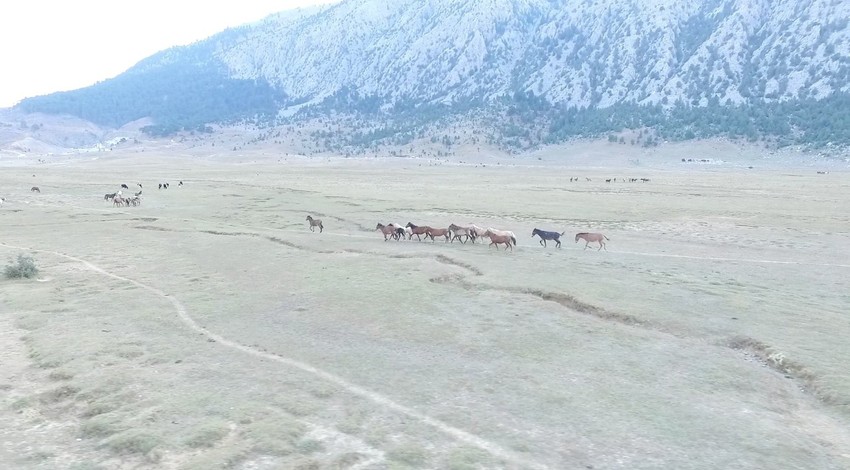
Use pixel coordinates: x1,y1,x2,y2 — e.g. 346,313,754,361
1,150,849,469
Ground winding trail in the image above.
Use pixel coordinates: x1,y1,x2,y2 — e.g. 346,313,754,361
0,241,549,470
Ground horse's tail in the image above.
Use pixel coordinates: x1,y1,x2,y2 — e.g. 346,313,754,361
604,235,610,240
511,236,517,246
560,231,565,236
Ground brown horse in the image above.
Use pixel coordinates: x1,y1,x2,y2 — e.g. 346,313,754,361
575,232,608,251
375,223,397,241
484,230,516,251
306,215,323,233
425,227,451,242
405,222,431,241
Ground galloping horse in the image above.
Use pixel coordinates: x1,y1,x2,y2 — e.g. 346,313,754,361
575,232,609,251
425,227,451,242
405,222,431,241
306,216,324,233
532,228,565,248
486,228,516,244
375,223,398,241
484,229,516,251
448,224,476,244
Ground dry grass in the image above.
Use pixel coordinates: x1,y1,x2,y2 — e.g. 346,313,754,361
0,150,848,469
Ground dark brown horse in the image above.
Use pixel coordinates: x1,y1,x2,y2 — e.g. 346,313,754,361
575,232,608,251
405,222,431,241
425,227,451,242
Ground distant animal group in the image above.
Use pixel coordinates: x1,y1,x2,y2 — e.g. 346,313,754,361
104,181,183,207
307,216,608,252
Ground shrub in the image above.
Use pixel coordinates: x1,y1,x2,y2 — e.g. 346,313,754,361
5,254,38,279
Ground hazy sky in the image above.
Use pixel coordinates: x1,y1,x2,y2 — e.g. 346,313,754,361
0,0,340,108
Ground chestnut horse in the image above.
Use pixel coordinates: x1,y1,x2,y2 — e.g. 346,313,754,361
575,232,608,251
484,230,516,251
425,227,451,242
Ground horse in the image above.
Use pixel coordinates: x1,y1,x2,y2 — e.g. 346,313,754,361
425,227,451,242
104,193,116,201
113,196,125,207
387,224,408,240
158,184,162,190
120,184,129,189
532,228,565,248
306,215,323,233
575,232,609,251
486,228,516,244
134,190,142,197
405,222,431,241
376,223,397,241
448,224,476,244
483,230,516,251
31,186,40,193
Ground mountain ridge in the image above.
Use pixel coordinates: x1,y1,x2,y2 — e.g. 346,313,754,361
14,0,850,149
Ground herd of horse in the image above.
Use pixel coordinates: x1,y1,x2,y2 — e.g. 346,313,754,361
309,217,608,251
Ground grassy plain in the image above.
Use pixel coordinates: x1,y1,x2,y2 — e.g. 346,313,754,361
1,148,849,469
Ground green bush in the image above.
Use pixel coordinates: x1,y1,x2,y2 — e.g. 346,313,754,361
5,254,38,279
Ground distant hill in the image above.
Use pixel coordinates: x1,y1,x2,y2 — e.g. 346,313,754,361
15,0,850,150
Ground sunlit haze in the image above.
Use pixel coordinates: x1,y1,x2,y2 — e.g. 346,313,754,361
0,0,340,107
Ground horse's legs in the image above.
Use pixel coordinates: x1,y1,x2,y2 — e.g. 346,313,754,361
539,239,544,247
584,241,589,250
556,239,561,248
319,224,323,233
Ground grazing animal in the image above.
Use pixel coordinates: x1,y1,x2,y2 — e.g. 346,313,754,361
425,227,451,242
375,223,397,241
306,215,323,233
121,184,129,189
483,230,516,251
532,228,565,248
158,183,162,190
448,223,476,244
405,222,431,241
31,186,40,193
104,193,116,201
575,232,609,251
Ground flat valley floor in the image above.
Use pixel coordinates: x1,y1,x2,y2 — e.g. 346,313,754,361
1,152,849,469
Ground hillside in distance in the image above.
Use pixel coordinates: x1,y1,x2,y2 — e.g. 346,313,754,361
16,0,850,151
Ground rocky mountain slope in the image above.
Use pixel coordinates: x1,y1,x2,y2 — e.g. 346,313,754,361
15,0,850,149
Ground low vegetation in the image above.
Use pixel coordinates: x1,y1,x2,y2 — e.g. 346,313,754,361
4,254,38,279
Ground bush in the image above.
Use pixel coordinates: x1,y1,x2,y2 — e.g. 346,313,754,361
5,254,38,279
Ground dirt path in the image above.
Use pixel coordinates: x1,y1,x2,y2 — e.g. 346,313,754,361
0,242,550,470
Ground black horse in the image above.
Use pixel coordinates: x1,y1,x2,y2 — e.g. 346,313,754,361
532,228,565,248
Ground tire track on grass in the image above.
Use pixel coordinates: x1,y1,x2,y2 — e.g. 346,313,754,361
0,242,548,470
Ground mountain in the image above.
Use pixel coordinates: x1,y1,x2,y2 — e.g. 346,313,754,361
15,0,850,149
